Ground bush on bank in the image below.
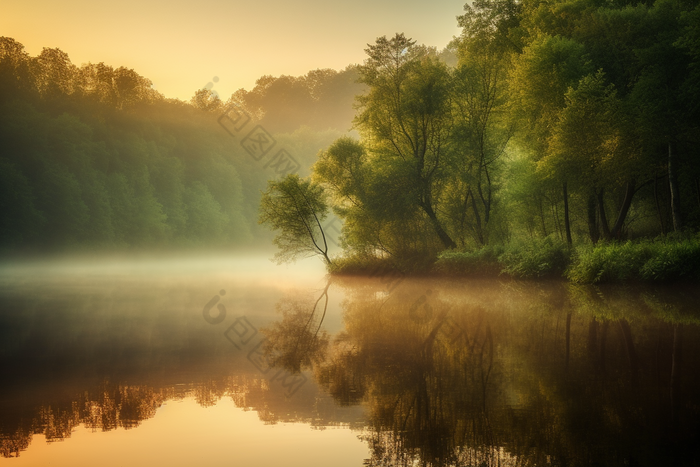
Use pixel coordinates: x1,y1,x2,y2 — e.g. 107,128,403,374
330,235,700,283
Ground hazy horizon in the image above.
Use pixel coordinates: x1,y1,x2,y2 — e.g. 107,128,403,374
2,0,466,101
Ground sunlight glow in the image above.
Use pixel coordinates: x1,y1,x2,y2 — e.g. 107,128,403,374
2,0,465,100
7,397,368,467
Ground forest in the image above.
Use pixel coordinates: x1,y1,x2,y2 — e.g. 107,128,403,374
258,0,700,281
2,0,700,280
0,36,362,252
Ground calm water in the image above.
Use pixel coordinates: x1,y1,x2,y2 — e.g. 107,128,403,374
1,254,699,466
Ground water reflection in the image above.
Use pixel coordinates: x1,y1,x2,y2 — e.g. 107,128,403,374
1,261,699,466
0,257,357,462
264,278,700,466
0,373,364,459
261,280,332,374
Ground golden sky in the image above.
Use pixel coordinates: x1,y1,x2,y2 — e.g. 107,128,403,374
2,0,466,101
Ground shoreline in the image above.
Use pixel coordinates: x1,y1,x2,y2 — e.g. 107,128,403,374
326,236,700,285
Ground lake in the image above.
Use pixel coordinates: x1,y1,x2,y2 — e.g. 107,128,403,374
1,254,699,466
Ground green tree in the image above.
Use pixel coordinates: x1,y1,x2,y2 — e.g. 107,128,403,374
545,71,635,242
355,34,456,250
510,33,595,242
259,174,332,265
0,37,34,102
0,158,44,248
448,7,516,246
627,0,695,232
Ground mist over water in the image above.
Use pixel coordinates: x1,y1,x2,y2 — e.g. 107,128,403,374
1,253,699,466
3,0,700,463
0,253,361,465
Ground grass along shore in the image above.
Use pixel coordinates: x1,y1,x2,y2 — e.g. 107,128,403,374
328,235,700,284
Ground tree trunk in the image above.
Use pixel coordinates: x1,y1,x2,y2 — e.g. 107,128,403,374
565,312,572,372
609,179,636,239
469,188,485,246
654,175,666,235
668,141,682,231
552,200,563,241
422,201,457,249
563,182,572,246
539,198,547,237
587,194,599,244
459,188,471,248
478,166,493,224
598,188,611,240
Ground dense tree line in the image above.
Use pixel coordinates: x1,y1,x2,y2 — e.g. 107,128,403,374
261,0,700,268
230,67,364,133
4,0,700,258
0,37,356,252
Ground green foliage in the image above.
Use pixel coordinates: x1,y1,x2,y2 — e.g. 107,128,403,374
499,237,571,279
567,241,656,283
259,174,332,265
0,98,258,251
0,37,364,253
182,181,229,243
328,250,434,275
433,237,700,283
5,0,700,268
433,246,504,276
0,158,44,248
511,33,593,135
458,0,523,54
354,34,457,252
567,237,700,283
545,71,624,186
428,237,700,283
312,31,515,263
312,0,700,275
327,254,397,275
433,238,571,279
639,238,700,281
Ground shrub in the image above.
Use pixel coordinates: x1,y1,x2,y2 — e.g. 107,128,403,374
433,245,504,276
329,252,432,275
567,241,655,283
498,237,571,279
639,238,700,281
567,236,700,283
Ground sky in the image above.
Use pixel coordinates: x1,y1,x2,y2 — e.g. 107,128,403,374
2,0,467,101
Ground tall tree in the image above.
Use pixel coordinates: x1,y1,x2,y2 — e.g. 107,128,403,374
355,34,457,250
510,33,595,241
449,0,517,246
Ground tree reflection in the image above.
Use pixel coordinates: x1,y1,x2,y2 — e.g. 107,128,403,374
2,279,700,464
0,372,365,458
260,279,332,373
267,278,700,466
0,383,174,458
318,288,511,466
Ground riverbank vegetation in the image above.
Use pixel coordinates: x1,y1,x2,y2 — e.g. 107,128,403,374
259,0,700,283
2,0,699,283
433,234,700,282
